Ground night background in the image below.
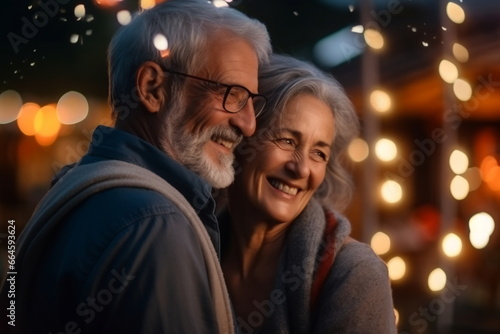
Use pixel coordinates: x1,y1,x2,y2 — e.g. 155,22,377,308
1,0,500,333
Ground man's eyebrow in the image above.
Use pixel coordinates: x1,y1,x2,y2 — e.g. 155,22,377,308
275,127,332,148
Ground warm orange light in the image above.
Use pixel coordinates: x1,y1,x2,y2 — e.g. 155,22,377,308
486,167,500,192
35,133,58,146
17,102,40,136
480,156,500,191
93,0,122,7
34,104,61,146
481,156,498,177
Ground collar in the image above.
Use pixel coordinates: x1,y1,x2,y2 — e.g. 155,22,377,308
85,125,214,214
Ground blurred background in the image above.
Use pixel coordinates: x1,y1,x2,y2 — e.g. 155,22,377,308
0,0,499,333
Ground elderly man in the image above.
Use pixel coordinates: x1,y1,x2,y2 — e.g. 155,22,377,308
0,1,271,333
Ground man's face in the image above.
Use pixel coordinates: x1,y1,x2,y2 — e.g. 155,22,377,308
163,37,260,189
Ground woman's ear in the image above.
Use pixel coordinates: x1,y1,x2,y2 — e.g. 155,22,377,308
136,61,166,113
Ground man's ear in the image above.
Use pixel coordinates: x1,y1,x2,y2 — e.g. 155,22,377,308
136,61,166,113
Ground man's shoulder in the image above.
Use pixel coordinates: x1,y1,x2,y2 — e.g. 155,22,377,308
74,185,188,225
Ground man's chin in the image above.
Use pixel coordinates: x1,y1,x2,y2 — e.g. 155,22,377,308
192,154,235,189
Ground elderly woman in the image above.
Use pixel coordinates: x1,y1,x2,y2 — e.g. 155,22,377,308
219,54,396,333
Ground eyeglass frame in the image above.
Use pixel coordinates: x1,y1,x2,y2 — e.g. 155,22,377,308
160,67,267,117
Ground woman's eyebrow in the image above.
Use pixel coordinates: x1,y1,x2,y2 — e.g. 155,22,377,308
275,128,332,148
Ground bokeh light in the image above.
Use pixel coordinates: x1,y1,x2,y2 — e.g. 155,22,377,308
453,78,472,101
94,0,123,7
371,231,391,255
57,91,89,125
480,155,500,191
213,0,230,7
370,89,392,113
453,43,469,63
381,180,403,204
117,10,132,26
469,212,495,249
446,2,465,24
70,34,79,44
428,268,447,292
375,138,398,162
442,233,462,257
449,149,469,174
74,4,86,18
140,0,156,10
347,138,369,162
387,256,406,281
439,59,459,84
0,90,23,124
34,104,61,146
463,167,482,192
351,25,364,33
17,102,41,136
450,175,469,200
364,28,384,50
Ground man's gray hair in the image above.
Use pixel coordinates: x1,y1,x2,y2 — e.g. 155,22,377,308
107,0,271,116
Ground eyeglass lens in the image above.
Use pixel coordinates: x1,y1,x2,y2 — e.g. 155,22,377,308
225,86,266,116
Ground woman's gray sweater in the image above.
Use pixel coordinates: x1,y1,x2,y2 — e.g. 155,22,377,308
237,199,397,334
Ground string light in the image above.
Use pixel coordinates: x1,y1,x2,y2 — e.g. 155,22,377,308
370,89,392,113
446,2,465,24
450,175,469,200
453,78,472,101
387,256,406,281
428,268,446,292
371,231,391,255
364,28,384,50
439,59,458,84
381,180,403,204
375,138,397,162
449,149,469,174
0,90,23,124
442,233,462,257
347,138,369,162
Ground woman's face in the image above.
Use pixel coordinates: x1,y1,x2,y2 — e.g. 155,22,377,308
232,93,335,224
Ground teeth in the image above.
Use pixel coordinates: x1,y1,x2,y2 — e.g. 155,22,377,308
270,179,298,195
214,138,234,150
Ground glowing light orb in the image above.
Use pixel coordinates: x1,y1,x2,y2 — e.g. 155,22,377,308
442,233,462,257
381,180,403,204
375,138,397,162
371,231,391,255
57,91,89,125
428,268,446,292
387,256,406,281
347,138,369,163
0,90,23,124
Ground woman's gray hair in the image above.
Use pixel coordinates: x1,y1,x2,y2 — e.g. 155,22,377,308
255,54,359,211
107,0,271,117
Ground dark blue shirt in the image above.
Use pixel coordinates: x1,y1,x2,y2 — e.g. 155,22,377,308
23,126,222,334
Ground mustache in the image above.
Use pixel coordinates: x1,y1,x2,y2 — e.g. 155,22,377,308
208,126,243,147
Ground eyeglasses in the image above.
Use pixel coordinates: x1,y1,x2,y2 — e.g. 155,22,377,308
162,68,267,118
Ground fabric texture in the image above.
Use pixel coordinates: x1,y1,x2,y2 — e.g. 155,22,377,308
236,199,397,334
0,126,232,334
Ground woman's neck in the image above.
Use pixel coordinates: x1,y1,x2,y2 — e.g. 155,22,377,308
224,208,292,280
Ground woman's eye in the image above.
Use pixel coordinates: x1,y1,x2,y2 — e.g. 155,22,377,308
279,138,294,146
273,138,295,150
313,150,328,162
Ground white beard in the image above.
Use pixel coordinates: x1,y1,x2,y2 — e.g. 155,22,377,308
161,101,240,189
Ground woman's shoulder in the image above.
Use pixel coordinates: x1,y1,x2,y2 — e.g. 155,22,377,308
332,237,389,280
